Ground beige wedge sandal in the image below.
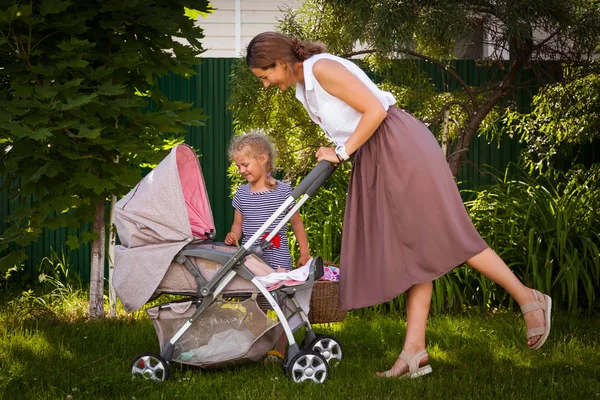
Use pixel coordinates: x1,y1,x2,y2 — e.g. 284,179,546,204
379,350,433,379
520,289,552,350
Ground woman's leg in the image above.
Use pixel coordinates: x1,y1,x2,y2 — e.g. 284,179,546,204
376,282,432,377
466,247,547,347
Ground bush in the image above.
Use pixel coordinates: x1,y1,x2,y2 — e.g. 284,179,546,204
466,165,600,312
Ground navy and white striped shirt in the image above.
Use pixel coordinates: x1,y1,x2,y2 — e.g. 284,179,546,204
232,181,294,270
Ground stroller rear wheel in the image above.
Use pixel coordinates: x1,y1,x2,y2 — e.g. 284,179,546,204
130,352,170,381
284,349,329,383
302,334,343,366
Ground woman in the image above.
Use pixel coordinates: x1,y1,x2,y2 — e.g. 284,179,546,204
245,31,552,378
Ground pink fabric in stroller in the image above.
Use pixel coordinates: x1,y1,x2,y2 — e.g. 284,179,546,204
176,146,213,239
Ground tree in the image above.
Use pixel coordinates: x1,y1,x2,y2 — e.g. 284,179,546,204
0,0,209,317
228,0,600,178
505,64,600,175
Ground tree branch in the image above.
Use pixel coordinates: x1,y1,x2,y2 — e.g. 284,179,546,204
0,26,18,54
30,30,59,53
422,100,473,124
531,30,559,54
400,48,479,110
338,49,376,58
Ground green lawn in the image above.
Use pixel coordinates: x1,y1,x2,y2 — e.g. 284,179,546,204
1,302,599,400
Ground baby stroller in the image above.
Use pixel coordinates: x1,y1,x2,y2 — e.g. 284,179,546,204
112,144,343,383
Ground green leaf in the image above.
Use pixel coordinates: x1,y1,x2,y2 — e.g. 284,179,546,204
89,66,115,81
97,80,126,96
8,123,34,138
184,7,201,20
57,59,90,69
56,37,92,53
32,128,53,140
11,84,34,98
24,114,51,127
65,234,80,250
177,108,208,126
40,0,72,15
81,231,99,243
24,164,50,183
60,93,97,110
77,126,102,139
0,5,23,24
35,82,59,100
0,250,27,273
184,6,212,19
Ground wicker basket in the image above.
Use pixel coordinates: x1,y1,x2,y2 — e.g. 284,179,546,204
308,280,348,323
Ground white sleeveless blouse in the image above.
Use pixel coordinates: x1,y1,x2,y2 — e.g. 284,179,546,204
295,53,396,146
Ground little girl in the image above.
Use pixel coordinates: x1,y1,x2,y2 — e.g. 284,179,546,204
225,132,310,363
225,132,311,270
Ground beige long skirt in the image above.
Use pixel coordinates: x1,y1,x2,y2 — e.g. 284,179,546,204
339,106,488,310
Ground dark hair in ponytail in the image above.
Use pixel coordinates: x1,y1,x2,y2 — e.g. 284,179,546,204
246,31,326,69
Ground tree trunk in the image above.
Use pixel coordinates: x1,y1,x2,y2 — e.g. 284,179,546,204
447,59,525,177
108,193,117,317
89,198,106,319
448,124,478,177
441,108,450,157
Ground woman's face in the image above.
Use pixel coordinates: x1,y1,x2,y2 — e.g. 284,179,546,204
251,61,295,91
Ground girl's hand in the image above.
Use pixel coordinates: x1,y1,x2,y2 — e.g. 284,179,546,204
297,253,311,267
316,146,340,164
224,232,240,246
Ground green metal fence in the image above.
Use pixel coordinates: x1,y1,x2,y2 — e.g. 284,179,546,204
157,58,237,246
1,58,533,285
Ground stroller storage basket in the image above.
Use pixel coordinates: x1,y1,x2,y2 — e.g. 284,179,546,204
147,296,282,367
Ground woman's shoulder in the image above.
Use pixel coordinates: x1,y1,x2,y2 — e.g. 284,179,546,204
305,53,345,67
305,54,362,83
307,52,341,60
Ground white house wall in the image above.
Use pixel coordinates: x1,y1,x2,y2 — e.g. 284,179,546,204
197,0,300,58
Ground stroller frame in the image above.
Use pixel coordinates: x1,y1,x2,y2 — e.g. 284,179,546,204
132,160,342,383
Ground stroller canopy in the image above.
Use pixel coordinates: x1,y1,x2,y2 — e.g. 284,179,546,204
113,145,215,312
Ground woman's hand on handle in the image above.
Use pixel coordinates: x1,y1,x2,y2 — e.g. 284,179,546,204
316,146,340,164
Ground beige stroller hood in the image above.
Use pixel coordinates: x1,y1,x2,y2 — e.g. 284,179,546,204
113,145,215,312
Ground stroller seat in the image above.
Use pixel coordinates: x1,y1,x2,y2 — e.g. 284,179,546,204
155,242,325,298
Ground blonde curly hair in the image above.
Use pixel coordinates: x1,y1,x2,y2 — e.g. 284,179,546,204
228,131,278,188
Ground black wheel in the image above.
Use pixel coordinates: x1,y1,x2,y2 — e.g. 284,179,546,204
130,352,169,381
302,334,343,366
284,349,329,383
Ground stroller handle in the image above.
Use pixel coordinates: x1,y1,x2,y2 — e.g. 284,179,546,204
291,161,338,199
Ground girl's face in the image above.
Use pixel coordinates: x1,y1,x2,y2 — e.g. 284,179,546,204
232,148,268,184
251,61,295,91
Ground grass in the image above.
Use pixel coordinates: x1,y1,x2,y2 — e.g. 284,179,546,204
1,296,599,400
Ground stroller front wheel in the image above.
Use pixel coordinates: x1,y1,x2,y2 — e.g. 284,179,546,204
285,349,329,384
130,352,170,381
